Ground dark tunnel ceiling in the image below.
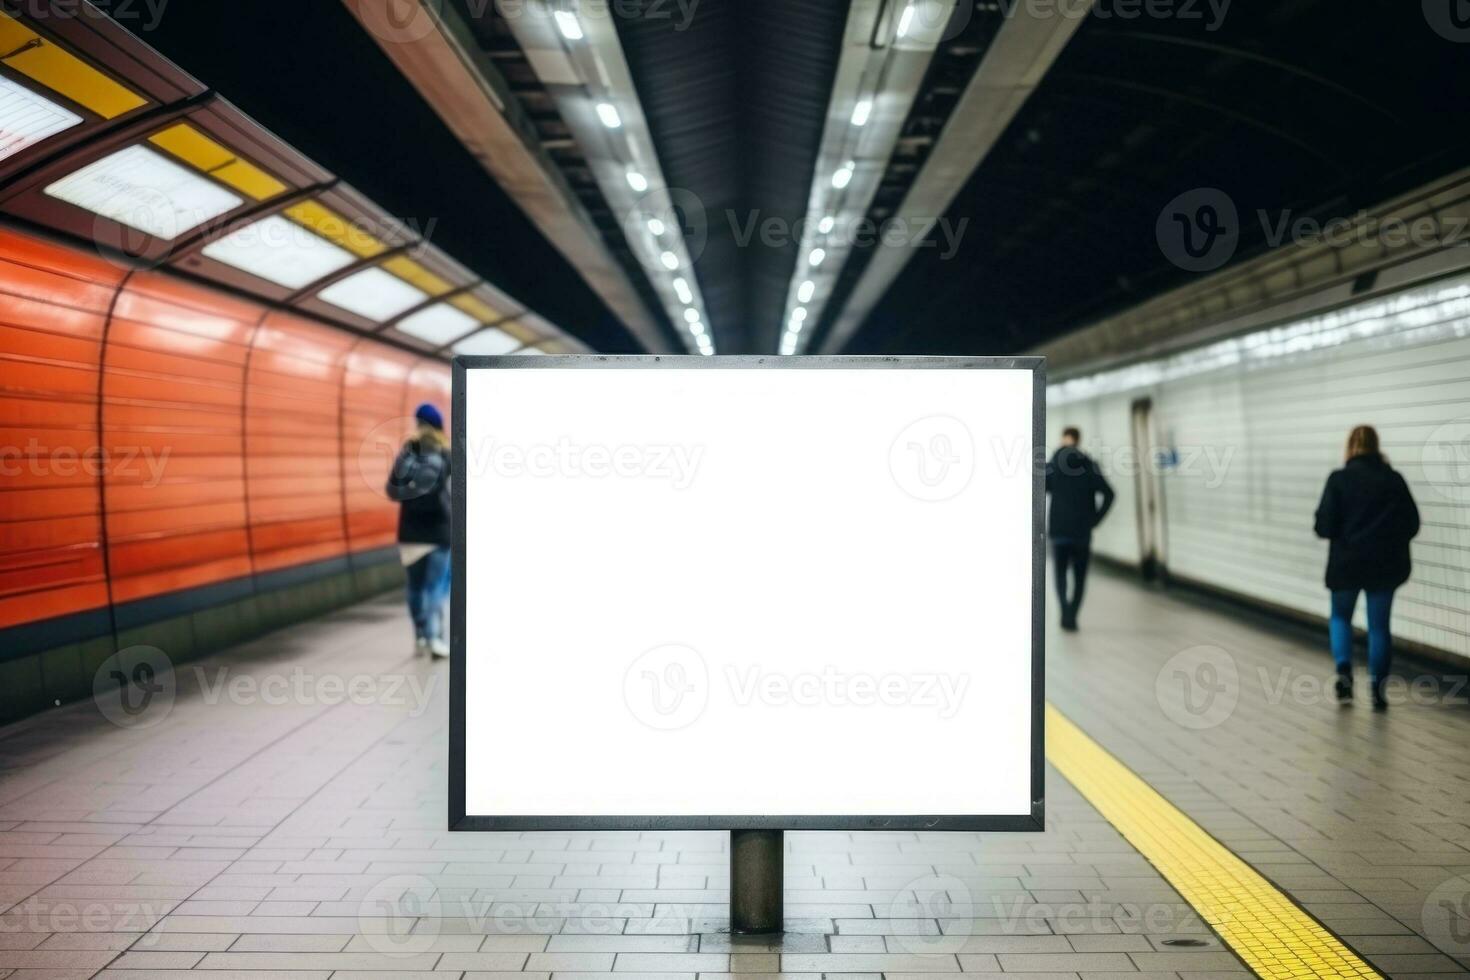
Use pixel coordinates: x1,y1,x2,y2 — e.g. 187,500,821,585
121,1,1470,356
614,0,851,355
125,1,643,353
824,0,1470,355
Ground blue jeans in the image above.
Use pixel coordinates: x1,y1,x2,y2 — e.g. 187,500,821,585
406,547,451,642
1330,588,1394,681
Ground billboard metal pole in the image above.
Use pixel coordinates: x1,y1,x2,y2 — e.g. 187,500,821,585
730,829,783,934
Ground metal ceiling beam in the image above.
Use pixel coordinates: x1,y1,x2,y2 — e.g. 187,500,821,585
778,0,959,355
499,3,713,355
344,0,673,353
818,2,1094,354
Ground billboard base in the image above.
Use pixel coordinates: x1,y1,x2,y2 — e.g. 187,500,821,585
730,829,784,934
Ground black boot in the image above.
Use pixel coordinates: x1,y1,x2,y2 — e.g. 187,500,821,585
1334,666,1353,704
1371,676,1389,711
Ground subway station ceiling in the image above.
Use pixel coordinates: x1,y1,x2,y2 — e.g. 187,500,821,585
91,0,1470,356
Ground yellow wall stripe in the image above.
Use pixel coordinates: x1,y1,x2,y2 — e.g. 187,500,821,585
450,294,506,324
147,124,287,201
0,13,146,119
209,160,288,201
283,201,386,259
382,256,453,297
148,123,232,171
499,319,536,344
1046,704,1381,980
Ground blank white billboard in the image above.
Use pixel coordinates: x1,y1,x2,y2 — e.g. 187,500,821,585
452,358,1043,830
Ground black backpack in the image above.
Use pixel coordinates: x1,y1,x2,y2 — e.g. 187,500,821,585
386,443,448,504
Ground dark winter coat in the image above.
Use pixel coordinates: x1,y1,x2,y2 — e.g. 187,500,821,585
1313,453,1419,592
387,434,451,548
1045,446,1116,541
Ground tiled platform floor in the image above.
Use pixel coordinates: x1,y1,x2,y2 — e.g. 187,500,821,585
0,570,1464,978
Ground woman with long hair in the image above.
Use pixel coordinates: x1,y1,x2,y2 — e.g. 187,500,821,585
1313,425,1419,709
386,404,452,658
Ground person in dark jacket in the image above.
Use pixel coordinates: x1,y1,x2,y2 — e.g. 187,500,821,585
387,403,452,658
1313,425,1419,709
1045,428,1116,631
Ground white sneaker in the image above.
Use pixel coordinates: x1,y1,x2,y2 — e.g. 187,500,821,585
429,638,450,659
414,637,431,657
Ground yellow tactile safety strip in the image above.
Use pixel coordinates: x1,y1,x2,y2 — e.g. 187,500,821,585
1046,704,1383,980
0,12,146,119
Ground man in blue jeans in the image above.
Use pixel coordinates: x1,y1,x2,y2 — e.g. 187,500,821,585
1045,428,1116,632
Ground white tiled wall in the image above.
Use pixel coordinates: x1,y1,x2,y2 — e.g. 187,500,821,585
1048,276,1470,661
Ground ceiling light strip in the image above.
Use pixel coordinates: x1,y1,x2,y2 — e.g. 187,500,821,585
499,4,716,354
817,2,1095,353
0,74,82,163
777,0,959,355
0,8,585,360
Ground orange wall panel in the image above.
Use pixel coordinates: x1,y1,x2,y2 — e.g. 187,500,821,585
341,343,417,557
101,271,261,606
0,225,453,646
0,230,125,629
244,312,353,574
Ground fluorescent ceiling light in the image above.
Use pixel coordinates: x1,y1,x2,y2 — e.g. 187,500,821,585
832,162,855,189
690,321,706,337
683,308,701,324
897,2,917,37
660,251,679,270
202,214,354,288
47,144,242,242
516,347,547,356
818,216,835,234
626,170,648,192
700,348,714,357
317,266,429,321
596,103,622,129
672,277,692,303
399,302,482,346
809,248,827,267
798,280,815,303
554,9,584,39
791,307,808,323
648,217,666,236
851,99,873,127
0,76,83,163
452,326,522,355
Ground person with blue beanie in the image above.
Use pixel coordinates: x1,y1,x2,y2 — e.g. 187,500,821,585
385,403,452,657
